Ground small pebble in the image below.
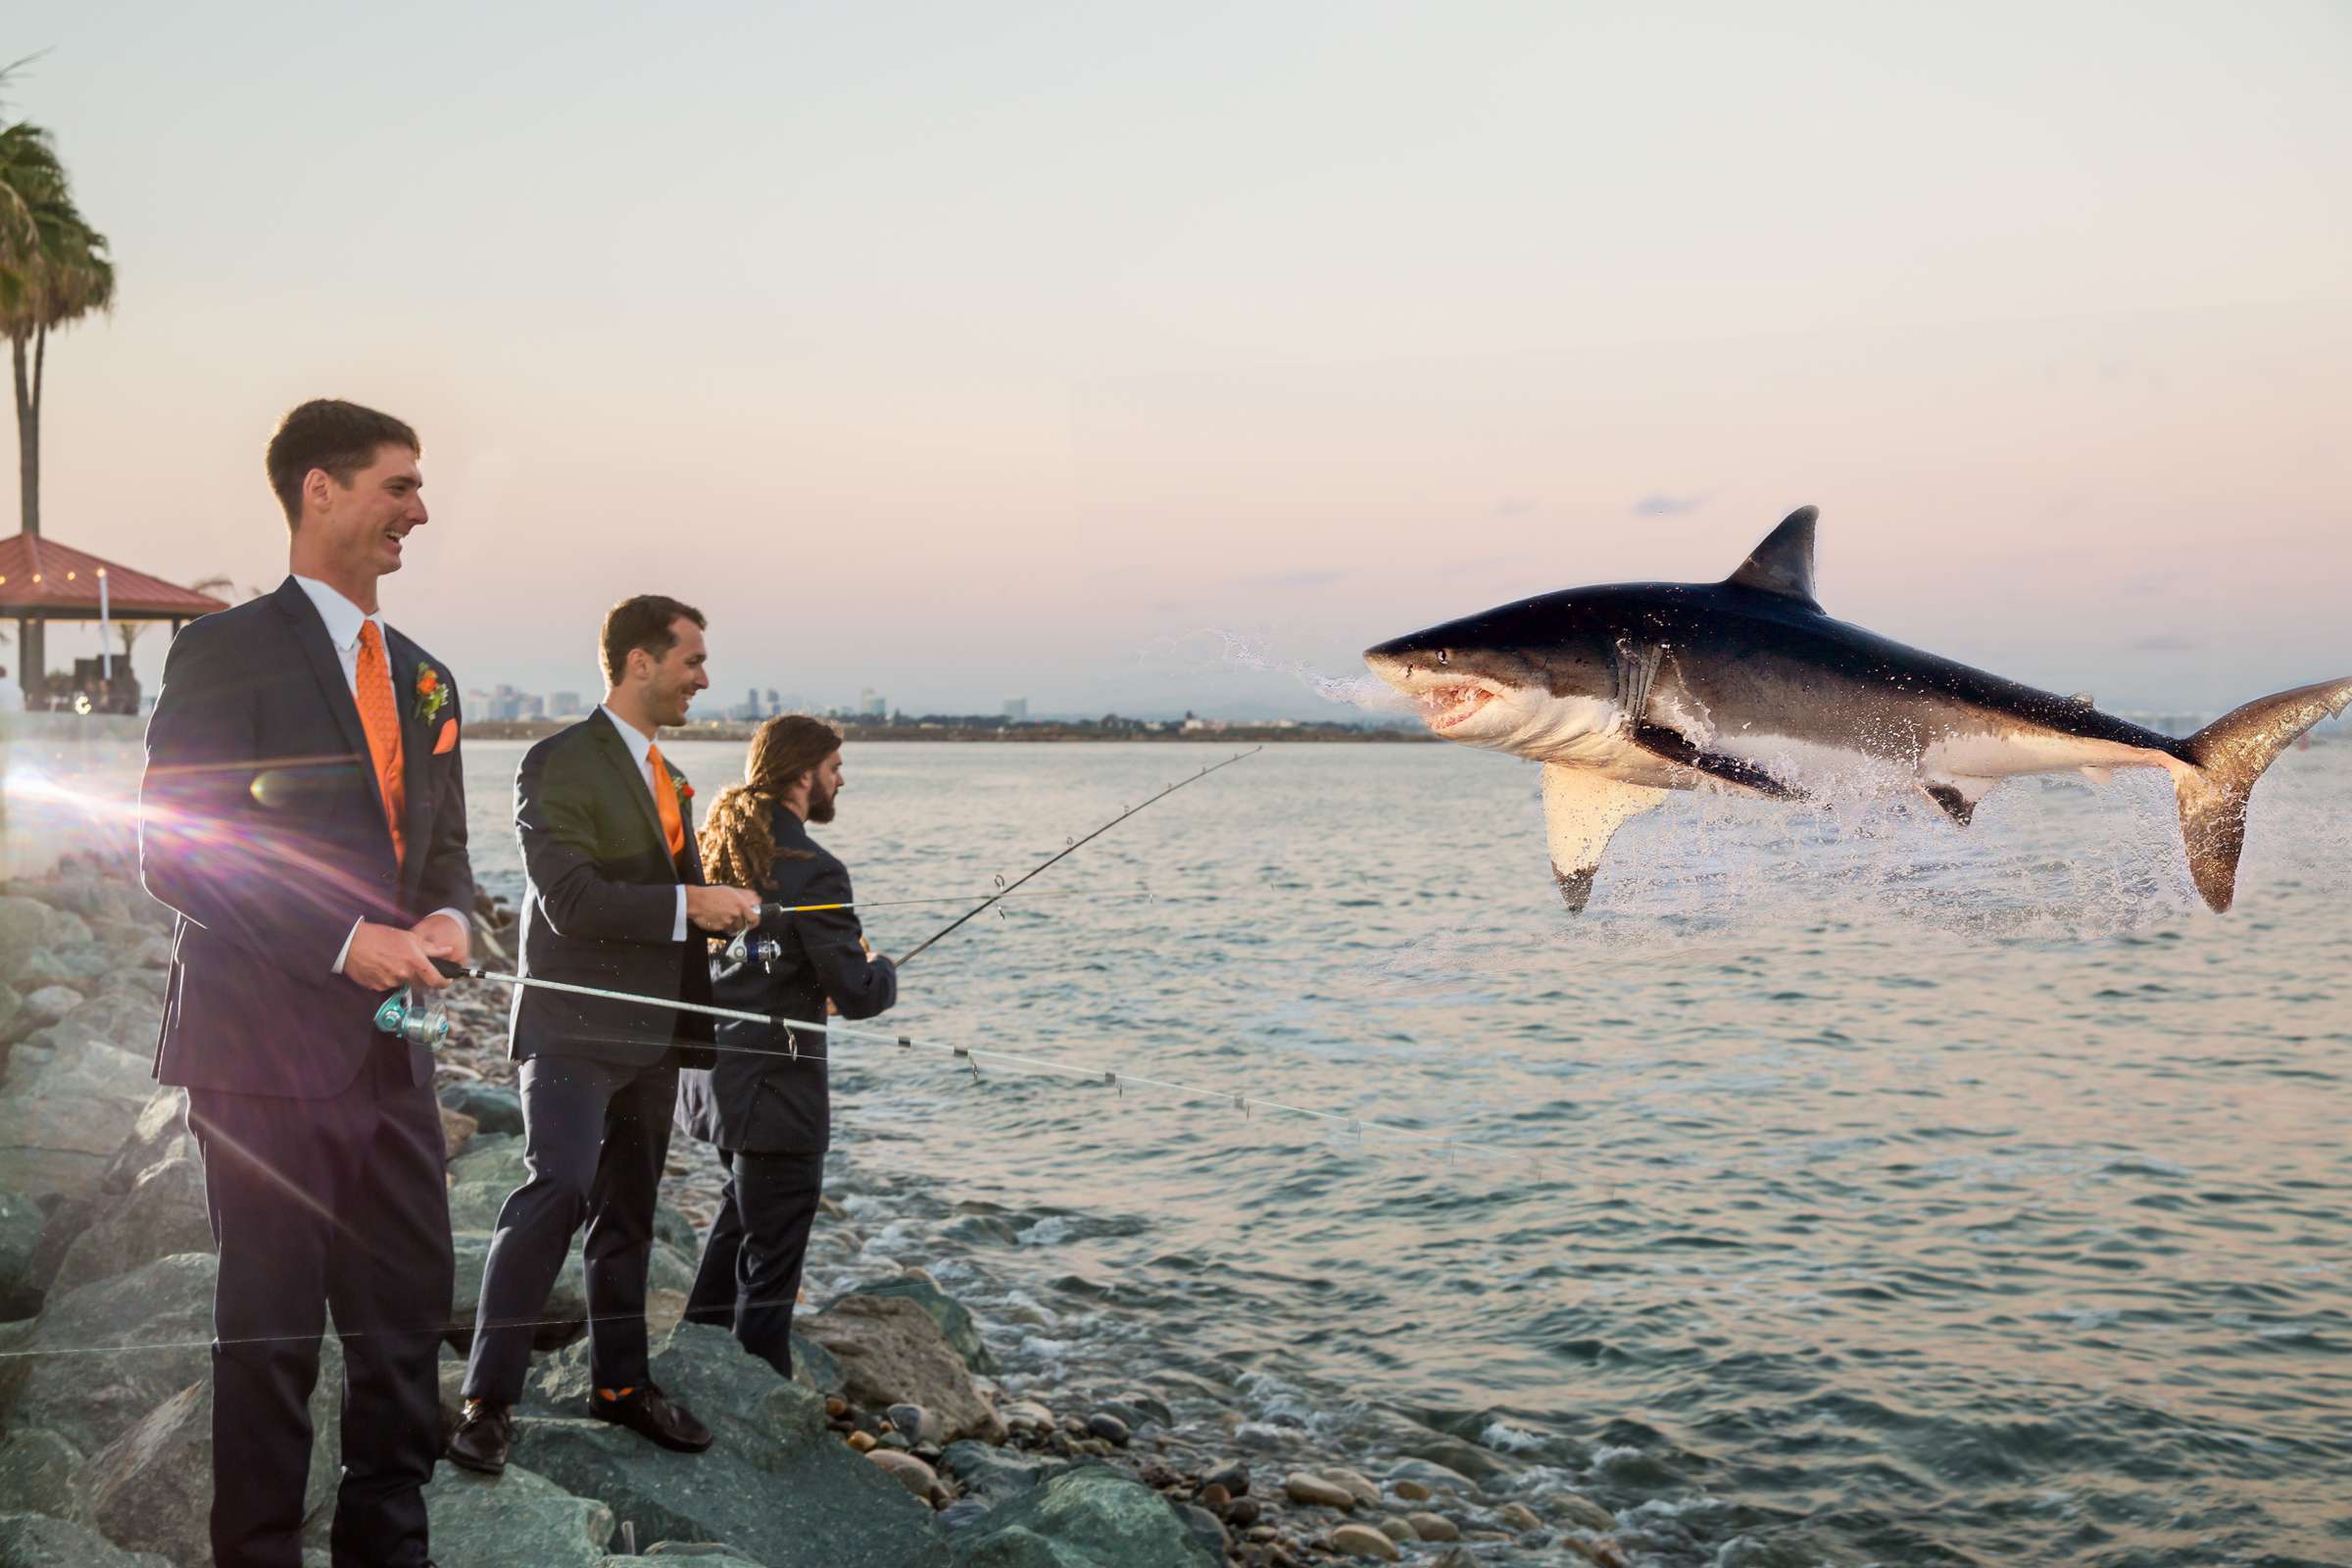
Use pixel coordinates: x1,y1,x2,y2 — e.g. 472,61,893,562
1206,1458,1251,1496
1330,1523,1402,1561
1557,1493,1618,1532
1228,1497,1261,1528
847,1431,877,1453
1377,1516,1413,1542
863,1447,940,1500
1408,1511,1460,1542
823,1396,849,1420
1086,1412,1131,1447
1284,1473,1355,1510
1498,1501,1542,1531
1392,1479,1433,1503
1199,1483,1231,1509
1328,1466,1384,1508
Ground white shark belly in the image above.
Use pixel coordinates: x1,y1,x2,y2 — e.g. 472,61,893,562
1920,727,2180,781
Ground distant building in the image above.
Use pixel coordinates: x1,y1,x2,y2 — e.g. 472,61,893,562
464,688,491,719
765,688,782,717
1004,698,1028,722
549,691,583,718
859,688,886,718
519,693,545,720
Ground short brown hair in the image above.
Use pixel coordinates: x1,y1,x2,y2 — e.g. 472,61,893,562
266,399,420,527
600,595,707,686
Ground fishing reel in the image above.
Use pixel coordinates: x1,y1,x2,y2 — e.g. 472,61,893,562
717,928,782,973
372,987,451,1050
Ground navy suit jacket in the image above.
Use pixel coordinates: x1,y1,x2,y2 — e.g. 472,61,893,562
676,806,895,1153
140,577,474,1099
509,710,715,1070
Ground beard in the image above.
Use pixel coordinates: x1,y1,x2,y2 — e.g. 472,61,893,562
807,780,838,823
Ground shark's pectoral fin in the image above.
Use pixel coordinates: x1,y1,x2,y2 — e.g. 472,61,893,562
1543,764,1667,913
1920,775,1997,826
1629,723,1803,800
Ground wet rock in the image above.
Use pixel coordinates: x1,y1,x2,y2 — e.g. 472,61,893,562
1330,1523,1401,1561
888,1402,945,1446
799,1295,1005,1444
438,1081,523,1137
1382,1456,1480,1494
1555,1493,1617,1532
1204,1458,1250,1497
0,1429,79,1512
938,1499,991,1532
1084,1412,1130,1447
51,1153,212,1295
1000,1399,1054,1438
420,1461,613,1568
514,1322,949,1567
1325,1466,1382,1508
0,1193,42,1320
937,1440,1068,1502
1226,1496,1260,1529
1406,1511,1459,1542
1390,1479,1432,1503
0,1253,216,1454
866,1447,942,1502
1378,1516,1413,1541
1282,1473,1354,1510
829,1273,998,1374
69,1342,342,1567
946,1463,1217,1567
1497,1501,1542,1531
0,1511,172,1567
1197,1483,1229,1509
1392,1434,1517,1485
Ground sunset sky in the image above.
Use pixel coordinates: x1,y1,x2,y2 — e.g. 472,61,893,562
9,1,2347,716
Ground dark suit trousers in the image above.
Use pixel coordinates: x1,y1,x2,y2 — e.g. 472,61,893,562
463,1054,676,1402
684,1149,826,1378
187,1039,454,1568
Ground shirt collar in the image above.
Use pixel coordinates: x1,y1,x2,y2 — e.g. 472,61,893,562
291,575,386,653
599,704,657,766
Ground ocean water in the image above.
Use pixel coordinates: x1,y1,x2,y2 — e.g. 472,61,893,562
450,737,2352,1567
24,727,2344,1566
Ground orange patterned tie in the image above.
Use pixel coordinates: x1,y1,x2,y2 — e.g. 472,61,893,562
646,743,687,858
356,621,407,866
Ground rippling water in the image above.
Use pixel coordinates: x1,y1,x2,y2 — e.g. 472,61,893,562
170,735,2352,1563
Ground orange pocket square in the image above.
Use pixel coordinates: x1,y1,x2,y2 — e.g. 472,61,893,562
433,717,459,755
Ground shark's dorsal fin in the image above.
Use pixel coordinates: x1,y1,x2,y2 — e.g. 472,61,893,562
1725,506,1821,608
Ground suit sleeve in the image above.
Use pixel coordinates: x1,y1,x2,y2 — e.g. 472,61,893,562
138,619,355,980
414,689,475,922
785,859,897,1020
516,737,682,943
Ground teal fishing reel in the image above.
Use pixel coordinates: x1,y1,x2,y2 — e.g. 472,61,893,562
372,987,451,1050
718,929,781,973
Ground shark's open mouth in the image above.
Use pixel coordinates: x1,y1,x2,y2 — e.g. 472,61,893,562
1419,684,1495,731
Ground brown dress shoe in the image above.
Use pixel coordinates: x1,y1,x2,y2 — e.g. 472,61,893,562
588,1383,712,1453
445,1400,514,1475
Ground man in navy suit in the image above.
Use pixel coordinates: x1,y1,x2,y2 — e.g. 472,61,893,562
140,400,473,1568
446,596,760,1475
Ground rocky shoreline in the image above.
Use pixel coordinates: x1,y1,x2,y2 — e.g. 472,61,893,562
0,857,1639,1566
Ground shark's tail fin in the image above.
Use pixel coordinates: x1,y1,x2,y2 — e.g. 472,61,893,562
2173,676,2352,911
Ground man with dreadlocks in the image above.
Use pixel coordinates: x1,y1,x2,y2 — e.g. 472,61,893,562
676,714,897,1375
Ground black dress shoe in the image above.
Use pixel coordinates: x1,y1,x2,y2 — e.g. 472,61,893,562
588,1383,712,1453
446,1400,514,1475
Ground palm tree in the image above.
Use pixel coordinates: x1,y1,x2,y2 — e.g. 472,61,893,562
0,63,115,539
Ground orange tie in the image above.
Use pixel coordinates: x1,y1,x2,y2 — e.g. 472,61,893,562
647,743,687,858
356,621,407,866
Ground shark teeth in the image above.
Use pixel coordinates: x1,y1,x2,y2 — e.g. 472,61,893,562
1420,685,1494,731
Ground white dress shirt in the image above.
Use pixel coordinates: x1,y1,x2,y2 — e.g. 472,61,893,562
598,704,691,942
292,575,467,974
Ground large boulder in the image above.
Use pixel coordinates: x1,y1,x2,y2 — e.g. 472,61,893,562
0,897,94,984
831,1273,999,1374
0,1511,172,1568
0,1194,42,1321
10,996,160,1078
437,1081,522,1136
938,1441,1070,1502
447,1134,527,1193
799,1295,1005,1444
420,1461,613,1568
69,1337,342,1565
948,1465,1220,1568
0,1253,217,1454
97,1092,191,1199
514,1323,949,1568
0,1004,157,1207
0,1430,79,1514
51,1154,212,1295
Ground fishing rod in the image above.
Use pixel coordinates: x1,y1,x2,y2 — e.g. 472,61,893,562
893,747,1262,967
712,886,1127,972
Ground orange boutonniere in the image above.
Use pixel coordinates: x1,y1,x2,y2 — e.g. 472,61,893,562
413,665,448,725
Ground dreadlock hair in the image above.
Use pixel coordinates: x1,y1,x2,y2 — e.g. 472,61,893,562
698,714,844,892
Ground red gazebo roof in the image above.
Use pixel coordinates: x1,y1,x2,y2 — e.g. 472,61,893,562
0,533,230,618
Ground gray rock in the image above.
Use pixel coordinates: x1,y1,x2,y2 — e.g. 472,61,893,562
0,1253,217,1454
596,1555,768,1567
1391,1436,1518,1485
52,1154,212,1295
0,1193,42,1320
516,1322,950,1567
0,1099,133,1208
937,1441,1069,1502
69,1340,342,1566
937,1499,991,1533
654,1202,698,1258
0,896,95,982
1203,1459,1250,1497
0,982,19,1043
829,1274,998,1374
1282,1472,1354,1510
946,1464,1218,1568
444,1180,511,1233
437,1082,523,1136
789,1332,845,1398
1177,1503,1227,1562
888,1402,943,1446
446,1134,527,1193
17,991,81,1031
1083,1413,1129,1447
0,1511,172,1567
420,1461,613,1568
13,996,161,1074
1554,1493,1617,1532
1382,1456,1480,1494
96,1092,190,1199
799,1296,1005,1445
0,1430,80,1514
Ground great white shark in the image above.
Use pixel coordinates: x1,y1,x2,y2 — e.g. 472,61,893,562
1364,507,2350,913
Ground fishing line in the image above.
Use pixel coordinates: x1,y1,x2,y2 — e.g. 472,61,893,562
894,748,1260,966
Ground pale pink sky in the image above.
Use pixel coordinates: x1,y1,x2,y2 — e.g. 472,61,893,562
11,1,2349,715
